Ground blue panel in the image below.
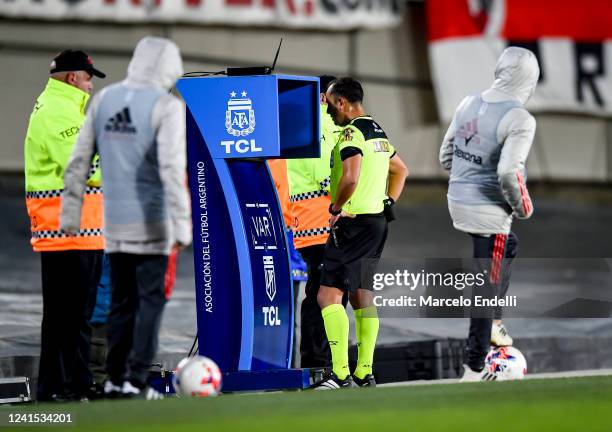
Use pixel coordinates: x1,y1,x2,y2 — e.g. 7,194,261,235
222,369,310,392
211,158,255,371
228,160,293,370
186,109,243,372
265,161,295,365
177,76,280,159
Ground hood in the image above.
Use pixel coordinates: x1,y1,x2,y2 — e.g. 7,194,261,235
490,47,540,105
126,37,183,90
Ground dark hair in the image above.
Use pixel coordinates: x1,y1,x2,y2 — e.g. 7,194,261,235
318,75,337,94
327,77,363,103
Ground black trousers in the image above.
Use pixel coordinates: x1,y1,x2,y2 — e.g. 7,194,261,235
466,232,518,371
298,244,330,368
298,244,349,368
106,253,167,388
38,250,102,400
89,323,108,384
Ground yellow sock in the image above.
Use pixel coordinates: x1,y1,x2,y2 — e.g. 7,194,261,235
353,306,379,379
321,304,349,379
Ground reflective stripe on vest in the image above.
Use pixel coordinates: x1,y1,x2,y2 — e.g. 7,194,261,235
32,228,102,239
26,186,102,199
319,177,331,190
288,177,331,203
294,227,330,238
26,187,104,252
289,189,329,203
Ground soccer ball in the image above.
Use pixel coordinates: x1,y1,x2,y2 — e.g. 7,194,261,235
173,355,222,397
485,346,527,380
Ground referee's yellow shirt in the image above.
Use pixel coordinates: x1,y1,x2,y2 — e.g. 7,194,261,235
330,116,396,215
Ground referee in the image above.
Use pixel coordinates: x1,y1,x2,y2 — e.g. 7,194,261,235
315,77,408,389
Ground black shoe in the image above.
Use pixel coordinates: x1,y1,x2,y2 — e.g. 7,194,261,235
37,391,80,403
313,372,354,390
353,374,376,388
84,382,106,400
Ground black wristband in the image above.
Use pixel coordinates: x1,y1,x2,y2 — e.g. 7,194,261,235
329,204,342,216
383,198,396,222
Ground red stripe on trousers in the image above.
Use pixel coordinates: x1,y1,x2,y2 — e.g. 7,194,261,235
490,234,507,285
164,248,178,300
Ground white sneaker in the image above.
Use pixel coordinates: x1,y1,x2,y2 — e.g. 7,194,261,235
103,380,122,397
491,322,513,346
121,381,141,397
459,364,497,382
144,387,164,400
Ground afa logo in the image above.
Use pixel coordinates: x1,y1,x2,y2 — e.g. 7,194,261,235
225,90,256,137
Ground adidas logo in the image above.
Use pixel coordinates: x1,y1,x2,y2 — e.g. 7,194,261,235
105,107,137,134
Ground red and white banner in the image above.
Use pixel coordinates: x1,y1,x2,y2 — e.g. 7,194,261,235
427,0,612,122
0,0,402,30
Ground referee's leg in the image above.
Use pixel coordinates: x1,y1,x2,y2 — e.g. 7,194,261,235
349,289,378,381
317,285,350,379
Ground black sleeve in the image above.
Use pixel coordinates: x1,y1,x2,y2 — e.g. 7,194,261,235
340,146,363,161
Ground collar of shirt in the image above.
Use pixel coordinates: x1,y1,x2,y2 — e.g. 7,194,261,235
44,77,90,115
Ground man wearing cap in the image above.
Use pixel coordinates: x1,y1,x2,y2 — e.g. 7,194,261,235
24,50,106,401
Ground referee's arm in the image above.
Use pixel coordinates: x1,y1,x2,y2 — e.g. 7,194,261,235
387,153,408,202
331,154,362,212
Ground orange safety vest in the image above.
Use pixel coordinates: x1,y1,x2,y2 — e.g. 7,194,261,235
269,160,331,249
24,78,104,252
25,187,104,252
286,107,338,250
289,180,331,250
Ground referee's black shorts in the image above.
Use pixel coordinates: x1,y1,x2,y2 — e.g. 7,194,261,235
320,212,388,292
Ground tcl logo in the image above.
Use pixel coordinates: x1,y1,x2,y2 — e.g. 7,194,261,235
262,306,281,326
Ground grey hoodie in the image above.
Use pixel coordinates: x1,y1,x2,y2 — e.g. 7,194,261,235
439,47,540,235
61,37,191,254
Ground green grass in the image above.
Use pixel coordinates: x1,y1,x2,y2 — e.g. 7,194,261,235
3,376,612,431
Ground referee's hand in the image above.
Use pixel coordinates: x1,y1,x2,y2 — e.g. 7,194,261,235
329,211,355,227
329,213,341,227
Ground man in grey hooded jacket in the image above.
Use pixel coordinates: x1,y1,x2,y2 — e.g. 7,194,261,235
439,47,539,381
62,36,191,396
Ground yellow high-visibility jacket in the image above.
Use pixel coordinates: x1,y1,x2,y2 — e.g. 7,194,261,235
24,78,104,252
